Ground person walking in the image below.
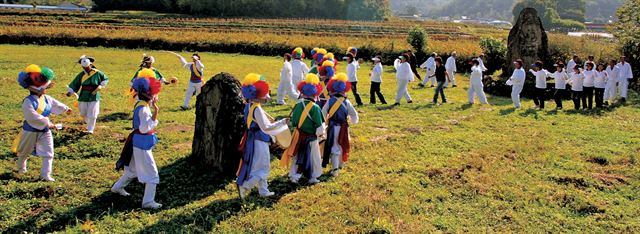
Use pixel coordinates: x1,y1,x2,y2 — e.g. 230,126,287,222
419,53,437,88
346,54,363,106
467,59,488,104
369,56,387,104
430,57,451,104
276,53,300,105
393,54,414,106
507,59,526,108
445,52,457,87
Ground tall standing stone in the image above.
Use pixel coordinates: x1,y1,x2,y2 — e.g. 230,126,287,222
189,72,245,176
505,8,550,74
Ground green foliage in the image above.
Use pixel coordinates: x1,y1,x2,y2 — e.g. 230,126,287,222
613,0,640,90
513,0,586,31
479,37,507,75
407,25,427,55
92,0,389,20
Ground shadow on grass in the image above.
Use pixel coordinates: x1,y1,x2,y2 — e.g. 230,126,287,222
138,175,312,233
4,156,232,233
97,112,130,122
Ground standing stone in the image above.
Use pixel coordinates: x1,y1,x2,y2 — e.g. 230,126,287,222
189,72,245,176
504,8,550,74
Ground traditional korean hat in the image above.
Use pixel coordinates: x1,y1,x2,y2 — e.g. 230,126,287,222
132,68,162,100
78,55,95,67
141,53,155,66
18,64,54,89
297,74,323,98
327,72,351,95
241,73,270,100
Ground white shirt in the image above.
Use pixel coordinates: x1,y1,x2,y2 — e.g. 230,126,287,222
445,57,457,72
291,59,309,84
22,95,69,130
618,62,633,81
583,69,596,87
567,59,578,71
470,66,483,85
553,70,569,89
420,57,436,71
394,60,414,82
529,69,551,89
569,72,585,91
606,65,619,85
594,71,607,88
280,61,292,82
178,56,204,72
137,105,159,134
510,68,526,86
347,62,358,82
370,63,383,83
478,58,488,71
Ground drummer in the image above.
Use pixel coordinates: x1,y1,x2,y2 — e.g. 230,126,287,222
322,73,359,177
236,73,289,199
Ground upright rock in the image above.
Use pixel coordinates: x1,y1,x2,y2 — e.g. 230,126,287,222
505,8,550,74
190,72,245,176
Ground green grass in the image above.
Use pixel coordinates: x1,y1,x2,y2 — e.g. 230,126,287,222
0,44,639,233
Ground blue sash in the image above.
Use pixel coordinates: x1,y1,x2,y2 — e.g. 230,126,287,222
132,104,158,150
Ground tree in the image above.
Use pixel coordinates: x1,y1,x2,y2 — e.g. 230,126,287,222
513,0,585,31
479,37,507,76
407,25,427,56
612,0,640,89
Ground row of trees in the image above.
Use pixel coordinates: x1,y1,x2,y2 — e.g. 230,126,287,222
512,0,586,30
92,0,389,20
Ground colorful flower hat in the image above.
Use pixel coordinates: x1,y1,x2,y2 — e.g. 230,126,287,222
18,64,55,89
315,48,327,64
318,60,335,79
327,73,351,95
241,73,270,100
132,68,162,99
347,47,358,57
297,74,323,98
292,47,305,60
310,47,319,60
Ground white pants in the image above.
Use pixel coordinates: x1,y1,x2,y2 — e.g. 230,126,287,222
240,140,272,195
618,79,630,98
119,147,160,184
604,82,617,101
78,101,99,133
421,69,435,86
15,130,54,178
445,70,456,87
276,78,300,104
511,85,524,108
183,82,204,108
289,139,322,181
395,80,412,103
468,82,488,104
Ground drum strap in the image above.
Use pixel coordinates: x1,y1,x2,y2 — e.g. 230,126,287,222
246,103,260,129
280,101,314,168
327,97,345,119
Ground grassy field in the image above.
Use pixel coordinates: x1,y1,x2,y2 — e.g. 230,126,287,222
0,44,639,233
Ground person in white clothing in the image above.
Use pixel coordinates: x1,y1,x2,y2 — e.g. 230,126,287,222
468,59,488,104
276,53,300,105
445,52,458,87
237,73,289,199
507,59,526,108
291,53,310,86
170,52,204,110
14,65,72,181
568,66,586,110
393,54,414,105
346,54,363,106
529,61,552,109
594,63,608,108
617,56,634,103
112,71,163,209
552,63,569,109
604,59,619,105
369,56,387,104
567,54,579,74
419,53,437,88
583,55,595,70
582,62,596,109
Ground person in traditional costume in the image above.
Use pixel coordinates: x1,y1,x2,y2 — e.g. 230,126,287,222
419,53,437,88
281,74,325,184
112,69,163,209
321,73,359,177
317,60,336,107
66,55,109,134
507,59,526,108
393,54,414,106
276,53,300,105
468,59,489,104
445,52,458,87
132,54,169,85
169,52,204,110
236,74,290,199
617,56,633,103
309,48,327,75
604,59,619,106
291,47,309,86
14,65,72,181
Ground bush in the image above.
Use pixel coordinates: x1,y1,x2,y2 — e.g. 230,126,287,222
407,25,427,56
478,37,507,76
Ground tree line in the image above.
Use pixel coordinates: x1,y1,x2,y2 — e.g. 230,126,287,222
92,0,389,20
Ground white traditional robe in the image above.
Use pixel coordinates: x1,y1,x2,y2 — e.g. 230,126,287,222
394,59,414,103
277,61,300,104
468,66,488,104
509,68,526,108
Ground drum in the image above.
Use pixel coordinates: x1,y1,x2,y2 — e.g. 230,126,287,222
170,77,179,85
275,130,292,149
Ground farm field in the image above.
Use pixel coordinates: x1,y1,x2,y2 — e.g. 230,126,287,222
0,44,639,233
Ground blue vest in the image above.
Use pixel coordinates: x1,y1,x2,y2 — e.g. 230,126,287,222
243,104,271,142
190,64,203,83
327,97,348,124
22,95,52,132
132,104,158,150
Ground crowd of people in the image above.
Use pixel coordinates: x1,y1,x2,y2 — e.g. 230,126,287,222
10,46,634,210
